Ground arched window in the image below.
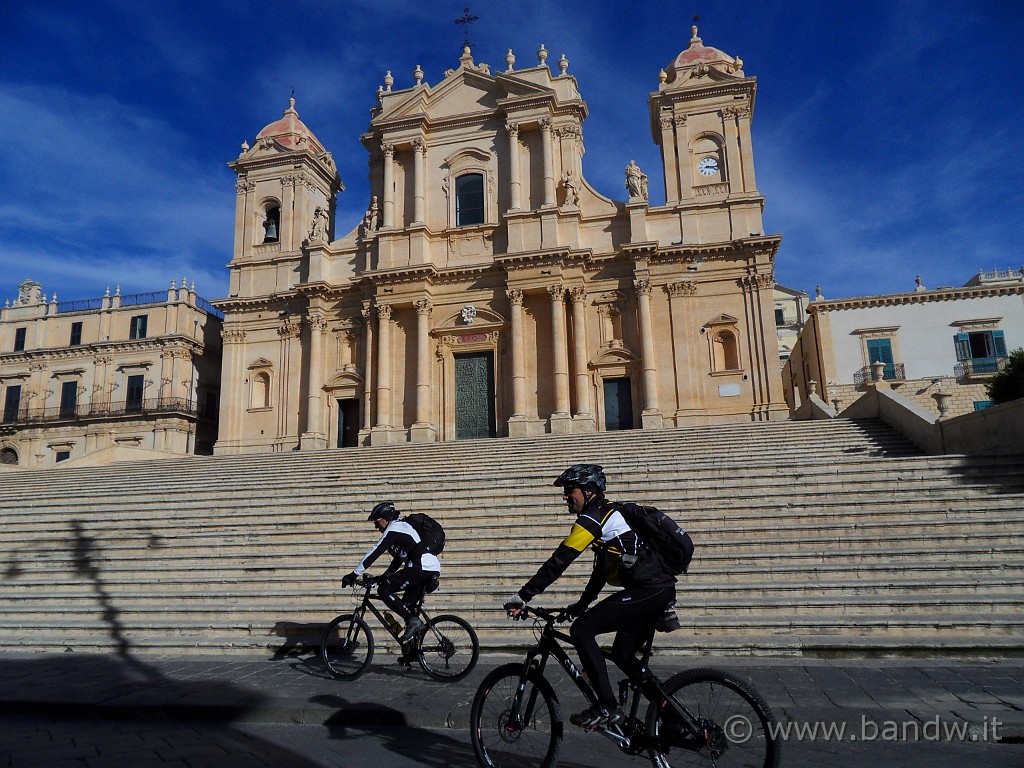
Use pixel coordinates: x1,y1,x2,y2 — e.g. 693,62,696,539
262,206,280,243
713,330,740,371
693,136,724,182
455,173,484,226
252,371,271,409
0,447,17,465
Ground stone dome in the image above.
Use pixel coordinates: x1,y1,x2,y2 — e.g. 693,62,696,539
255,98,325,153
663,26,744,85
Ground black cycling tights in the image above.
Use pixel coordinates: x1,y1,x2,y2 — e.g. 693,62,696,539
569,585,675,707
377,568,439,620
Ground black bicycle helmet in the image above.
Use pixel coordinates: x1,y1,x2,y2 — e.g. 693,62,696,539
367,501,399,523
552,464,607,494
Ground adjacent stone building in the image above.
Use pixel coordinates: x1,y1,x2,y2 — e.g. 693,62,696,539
213,27,787,454
784,269,1024,418
0,279,223,468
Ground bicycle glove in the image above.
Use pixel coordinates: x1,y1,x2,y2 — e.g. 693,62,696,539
503,594,525,614
341,571,358,588
564,600,588,619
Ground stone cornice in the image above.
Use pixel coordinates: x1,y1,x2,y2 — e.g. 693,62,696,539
809,283,1024,314
0,336,204,366
212,293,297,313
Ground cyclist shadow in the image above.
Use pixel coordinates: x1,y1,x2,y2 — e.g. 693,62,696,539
321,718,602,768
287,653,426,681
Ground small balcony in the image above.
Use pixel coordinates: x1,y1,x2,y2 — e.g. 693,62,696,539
954,356,1008,379
853,362,906,386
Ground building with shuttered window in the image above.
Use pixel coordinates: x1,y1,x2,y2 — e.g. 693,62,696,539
0,279,222,468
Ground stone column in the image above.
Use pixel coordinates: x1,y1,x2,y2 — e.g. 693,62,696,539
411,298,436,442
381,143,395,228
568,287,593,427
372,303,393,443
540,119,555,207
412,139,426,224
634,279,663,427
278,319,301,443
660,115,681,204
301,313,328,449
722,107,742,194
506,123,522,210
667,280,703,420
507,289,527,423
548,284,572,432
360,304,374,433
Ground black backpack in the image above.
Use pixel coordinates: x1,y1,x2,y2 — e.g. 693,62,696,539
616,502,694,575
405,513,446,555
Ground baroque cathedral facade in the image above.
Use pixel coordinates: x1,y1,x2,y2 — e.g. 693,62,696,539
213,27,786,454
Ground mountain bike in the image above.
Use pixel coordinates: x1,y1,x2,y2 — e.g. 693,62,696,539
320,574,479,682
470,604,780,768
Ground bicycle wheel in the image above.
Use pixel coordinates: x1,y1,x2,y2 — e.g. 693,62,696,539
320,613,374,680
415,614,480,682
470,663,562,768
646,667,780,768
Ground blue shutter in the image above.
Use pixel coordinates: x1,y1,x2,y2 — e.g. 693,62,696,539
993,330,1007,357
953,333,970,361
867,338,894,365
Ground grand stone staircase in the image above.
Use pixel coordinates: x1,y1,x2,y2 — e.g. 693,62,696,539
2,418,1023,658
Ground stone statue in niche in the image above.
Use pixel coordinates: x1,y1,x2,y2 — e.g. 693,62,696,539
309,206,329,242
625,159,648,200
361,196,379,236
561,170,580,207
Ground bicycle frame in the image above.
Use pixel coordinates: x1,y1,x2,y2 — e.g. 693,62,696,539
508,608,705,752
350,584,433,641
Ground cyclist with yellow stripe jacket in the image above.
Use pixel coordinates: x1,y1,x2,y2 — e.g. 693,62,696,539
505,464,676,730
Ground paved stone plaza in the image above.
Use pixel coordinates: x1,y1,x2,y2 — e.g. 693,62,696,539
1,652,1022,766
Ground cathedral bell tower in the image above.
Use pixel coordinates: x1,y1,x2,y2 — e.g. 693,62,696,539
227,98,344,298
649,26,761,237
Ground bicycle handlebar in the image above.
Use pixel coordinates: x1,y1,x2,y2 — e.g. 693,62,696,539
507,604,572,624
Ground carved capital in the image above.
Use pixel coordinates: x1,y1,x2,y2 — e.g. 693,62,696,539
568,286,587,304
659,115,673,130
505,123,519,138
222,328,247,344
413,138,426,153
547,284,565,301
539,118,552,133
308,314,328,332
506,288,524,306
414,298,432,315
376,303,393,321
236,179,255,194
381,142,395,158
667,280,697,298
278,320,301,339
722,105,751,120
674,115,688,127
633,279,652,297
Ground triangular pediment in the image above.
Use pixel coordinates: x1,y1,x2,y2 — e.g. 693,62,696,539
703,314,739,328
419,74,503,121
247,357,273,369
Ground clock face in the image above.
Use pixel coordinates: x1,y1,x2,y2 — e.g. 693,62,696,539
698,157,719,176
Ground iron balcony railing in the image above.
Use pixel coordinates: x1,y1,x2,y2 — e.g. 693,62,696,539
55,297,105,314
1,397,197,426
954,356,1008,378
853,362,906,386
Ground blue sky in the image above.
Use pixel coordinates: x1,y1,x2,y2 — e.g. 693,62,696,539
2,0,1022,306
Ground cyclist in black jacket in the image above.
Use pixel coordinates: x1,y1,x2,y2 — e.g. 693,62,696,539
505,464,676,729
342,501,440,644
